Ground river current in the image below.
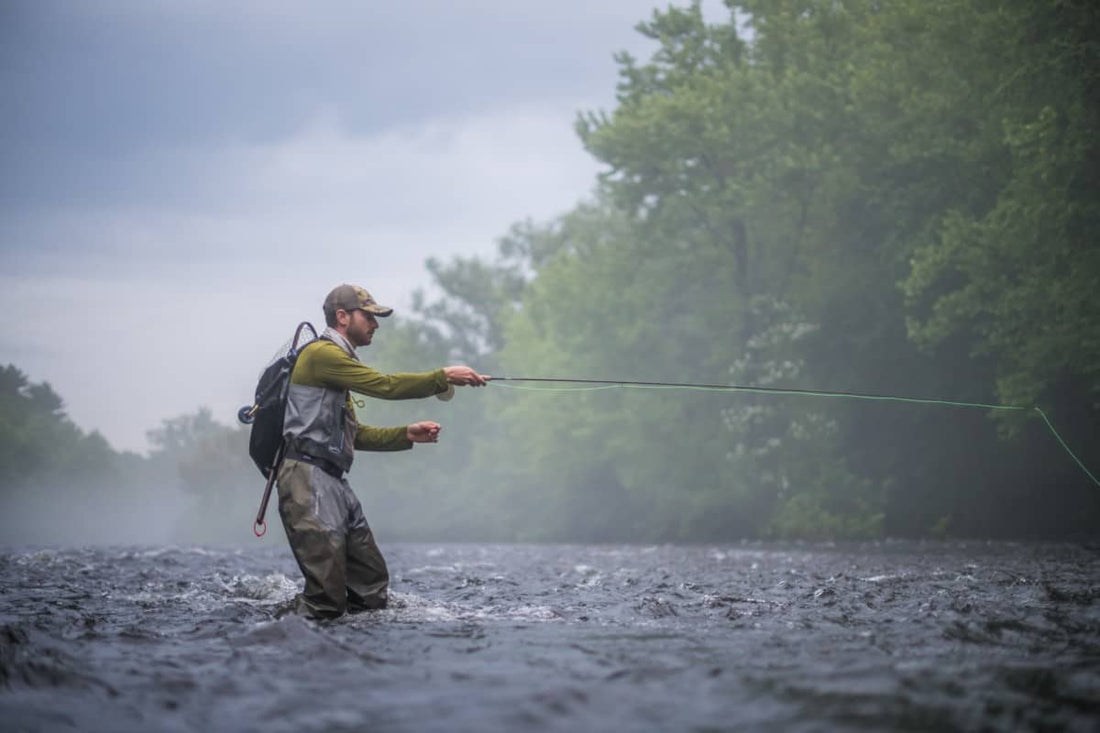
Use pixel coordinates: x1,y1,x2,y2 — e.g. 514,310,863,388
1,541,1098,732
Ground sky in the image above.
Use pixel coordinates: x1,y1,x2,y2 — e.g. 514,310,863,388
0,1,724,452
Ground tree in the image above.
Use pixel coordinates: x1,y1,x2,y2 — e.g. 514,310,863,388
901,0,1100,422
0,364,118,490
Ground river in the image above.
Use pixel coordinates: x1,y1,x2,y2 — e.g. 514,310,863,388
2,541,1098,731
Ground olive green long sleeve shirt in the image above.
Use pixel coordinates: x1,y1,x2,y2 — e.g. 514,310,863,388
291,339,448,451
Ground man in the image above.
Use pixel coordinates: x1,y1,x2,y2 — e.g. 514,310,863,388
276,283,488,618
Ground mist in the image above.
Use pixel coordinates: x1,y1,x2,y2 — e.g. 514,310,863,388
0,480,188,548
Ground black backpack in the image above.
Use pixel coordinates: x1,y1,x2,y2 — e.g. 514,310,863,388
238,322,318,478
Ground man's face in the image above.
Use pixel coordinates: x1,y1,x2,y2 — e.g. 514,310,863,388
344,308,379,347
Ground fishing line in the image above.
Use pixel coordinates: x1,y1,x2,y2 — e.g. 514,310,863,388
490,377,1099,488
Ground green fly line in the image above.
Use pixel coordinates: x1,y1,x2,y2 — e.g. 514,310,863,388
489,377,1099,488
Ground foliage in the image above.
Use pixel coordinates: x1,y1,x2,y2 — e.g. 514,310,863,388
0,364,117,491
902,27,1100,416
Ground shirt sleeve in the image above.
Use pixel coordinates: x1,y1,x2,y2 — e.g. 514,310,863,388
303,341,449,399
355,424,414,451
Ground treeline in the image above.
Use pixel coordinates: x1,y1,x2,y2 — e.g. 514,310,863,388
3,0,1097,545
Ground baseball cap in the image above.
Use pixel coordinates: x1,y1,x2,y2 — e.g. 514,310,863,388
323,284,394,321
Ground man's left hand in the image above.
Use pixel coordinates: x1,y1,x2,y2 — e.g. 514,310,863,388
407,421,441,443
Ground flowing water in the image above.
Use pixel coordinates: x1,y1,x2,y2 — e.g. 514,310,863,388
1,541,1098,732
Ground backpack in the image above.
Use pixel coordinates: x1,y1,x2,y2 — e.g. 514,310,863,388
238,322,318,478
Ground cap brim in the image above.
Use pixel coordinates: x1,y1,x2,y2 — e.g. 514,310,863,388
362,305,394,317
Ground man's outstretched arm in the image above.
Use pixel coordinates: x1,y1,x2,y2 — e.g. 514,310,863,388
303,341,489,399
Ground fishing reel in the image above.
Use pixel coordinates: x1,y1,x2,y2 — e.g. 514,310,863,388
238,405,257,425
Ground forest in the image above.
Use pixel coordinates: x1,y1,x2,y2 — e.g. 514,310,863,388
2,0,1097,545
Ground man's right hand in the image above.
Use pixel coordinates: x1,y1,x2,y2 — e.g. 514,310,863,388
443,366,490,387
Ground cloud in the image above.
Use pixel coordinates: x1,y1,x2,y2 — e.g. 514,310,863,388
5,101,600,272
1,1,658,158
0,103,601,451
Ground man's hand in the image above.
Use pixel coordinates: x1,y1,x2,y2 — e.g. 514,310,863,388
443,366,491,387
407,421,441,443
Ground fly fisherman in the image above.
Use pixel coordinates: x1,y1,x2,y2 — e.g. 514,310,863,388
277,283,488,618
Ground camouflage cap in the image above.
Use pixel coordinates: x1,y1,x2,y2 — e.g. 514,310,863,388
323,284,394,320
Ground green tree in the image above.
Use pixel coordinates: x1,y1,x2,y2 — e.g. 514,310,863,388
542,0,1098,537
901,1,1100,421
0,364,117,490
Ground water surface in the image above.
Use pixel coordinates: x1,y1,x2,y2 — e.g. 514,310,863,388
2,541,1098,731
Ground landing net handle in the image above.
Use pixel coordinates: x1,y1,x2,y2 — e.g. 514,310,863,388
253,441,284,537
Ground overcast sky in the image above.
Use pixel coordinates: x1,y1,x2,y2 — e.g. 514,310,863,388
0,1,722,452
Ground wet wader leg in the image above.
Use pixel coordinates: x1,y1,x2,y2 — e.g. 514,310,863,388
276,459,350,618
344,486,389,612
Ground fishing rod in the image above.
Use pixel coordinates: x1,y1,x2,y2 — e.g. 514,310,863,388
488,376,1099,488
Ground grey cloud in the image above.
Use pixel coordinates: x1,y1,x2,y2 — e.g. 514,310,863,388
1,103,600,276
2,1,659,151
1,1,662,217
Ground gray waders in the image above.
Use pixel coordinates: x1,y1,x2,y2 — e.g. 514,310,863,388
276,458,389,618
